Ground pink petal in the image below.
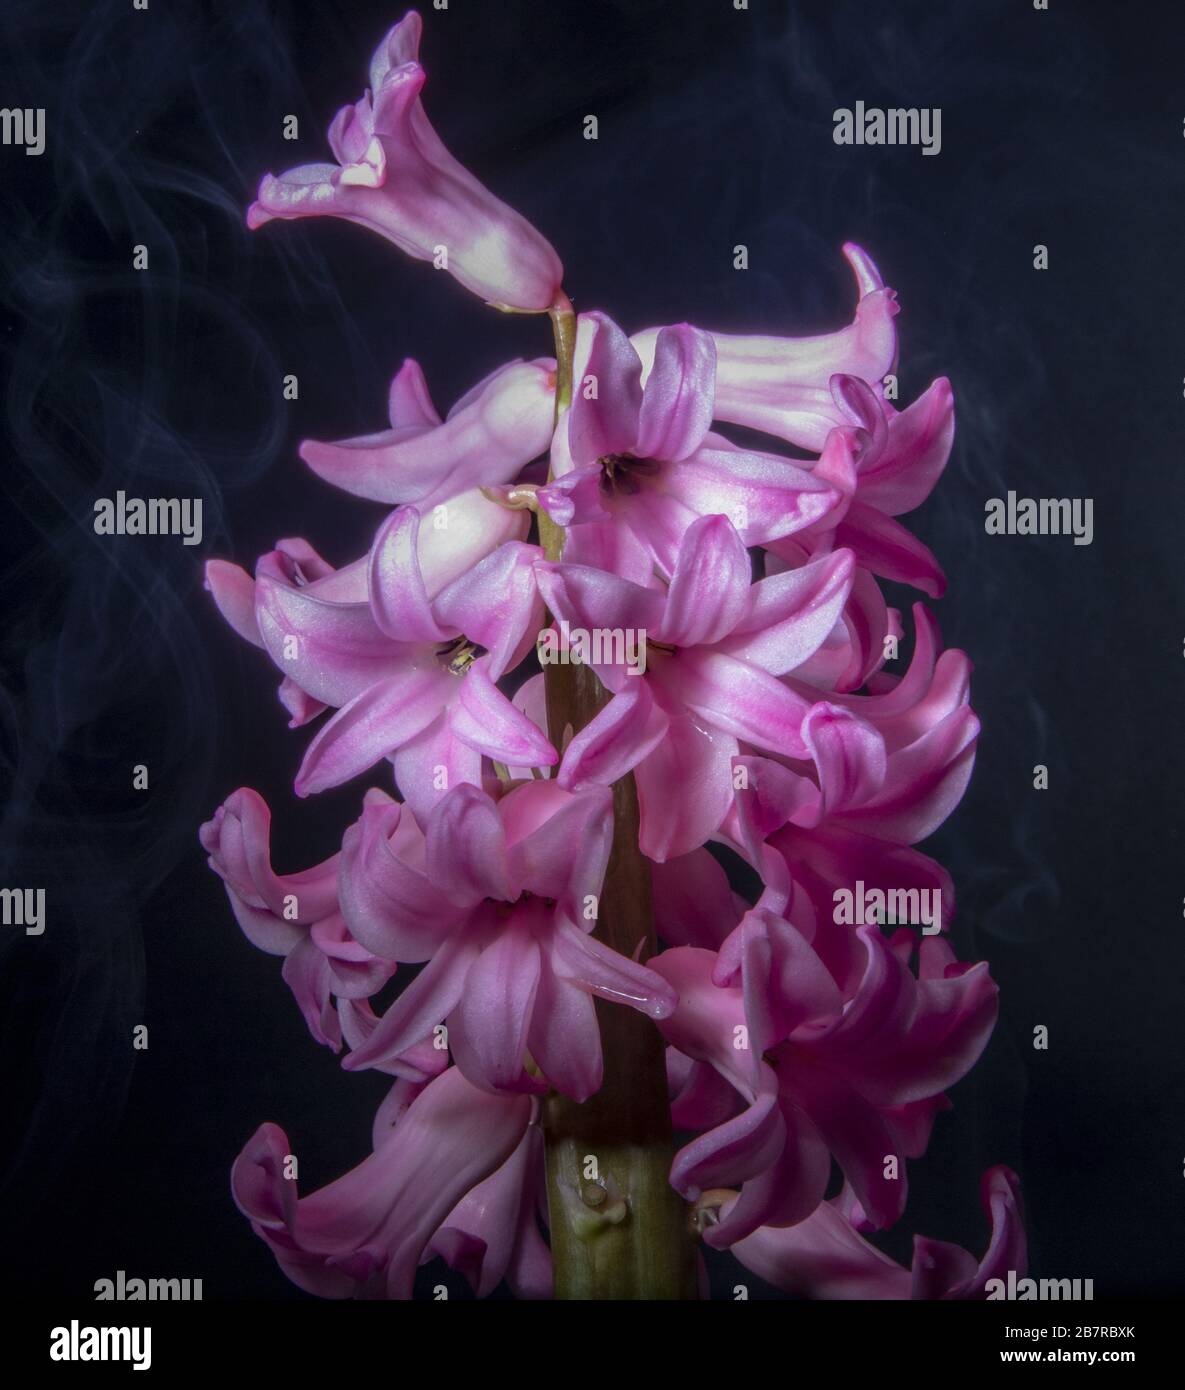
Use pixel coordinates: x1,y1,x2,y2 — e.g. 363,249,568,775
635,711,737,861
731,1197,911,1299
449,908,544,1094
338,797,467,962
200,786,339,928
834,502,946,598
338,999,448,1082
566,311,643,465
368,506,452,643
716,910,844,1058
433,542,544,678
549,916,676,1021
428,1128,545,1298
389,710,485,822
557,681,670,791
634,246,897,450
386,357,441,430
801,702,888,822
295,667,448,797
819,926,999,1107
449,659,558,769
774,823,955,990
622,487,703,579
506,673,552,781
634,323,716,462
251,32,563,313
501,781,613,917
558,513,657,587
649,946,752,1090
836,707,979,844
279,677,329,729
857,378,954,517
534,561,666,647
657,514,752,649
923,1166,1026,1298
716,550,855,676
669,1073,786,1201
662,649,812,757
664,437,843,546
669,1053,743,1130
299,362,555,508
254,573,397,708
528,947,603,1101
415,488,533,595
281,936,342,1051
704,1100,832,1246
205,559,263,647
781,1056,908,1230
424,783,512,907
341,924,484,1073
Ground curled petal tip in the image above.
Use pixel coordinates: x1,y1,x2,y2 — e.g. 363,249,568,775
841,241,885,295
645,993,677,1021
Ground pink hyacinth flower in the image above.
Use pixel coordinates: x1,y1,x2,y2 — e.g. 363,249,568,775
652,927,998,1245
712,604,976,988
539,311,841,577
426,1125,552,1299
205,536,361,729
298,356,556,509
247,12,564,311
535,512,855,859
631,244,898,454
208,494,554,811
729,1166,1026,1300
232,1067,535,1299
200,786,405,1057
744,664,979,850
205,489,521,718
631,246,954,597
336,779,675,1101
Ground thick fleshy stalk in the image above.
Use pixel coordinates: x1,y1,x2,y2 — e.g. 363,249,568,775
538,303,697,1300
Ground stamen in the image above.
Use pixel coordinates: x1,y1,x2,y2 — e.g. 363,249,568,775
598,453,660,496
437,637,486,674
689,1188,739,1239
481,483,540,512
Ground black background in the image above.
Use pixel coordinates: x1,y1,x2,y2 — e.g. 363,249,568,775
1,0,1182,1302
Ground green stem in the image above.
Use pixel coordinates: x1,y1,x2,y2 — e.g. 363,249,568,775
549,293,577,418
537,294,697,1300
537,294,576,566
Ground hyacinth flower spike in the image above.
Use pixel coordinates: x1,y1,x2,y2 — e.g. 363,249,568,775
207,5,1023,1302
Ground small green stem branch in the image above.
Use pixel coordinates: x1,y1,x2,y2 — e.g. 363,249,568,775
536,295,575,565
537,295,697,1299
